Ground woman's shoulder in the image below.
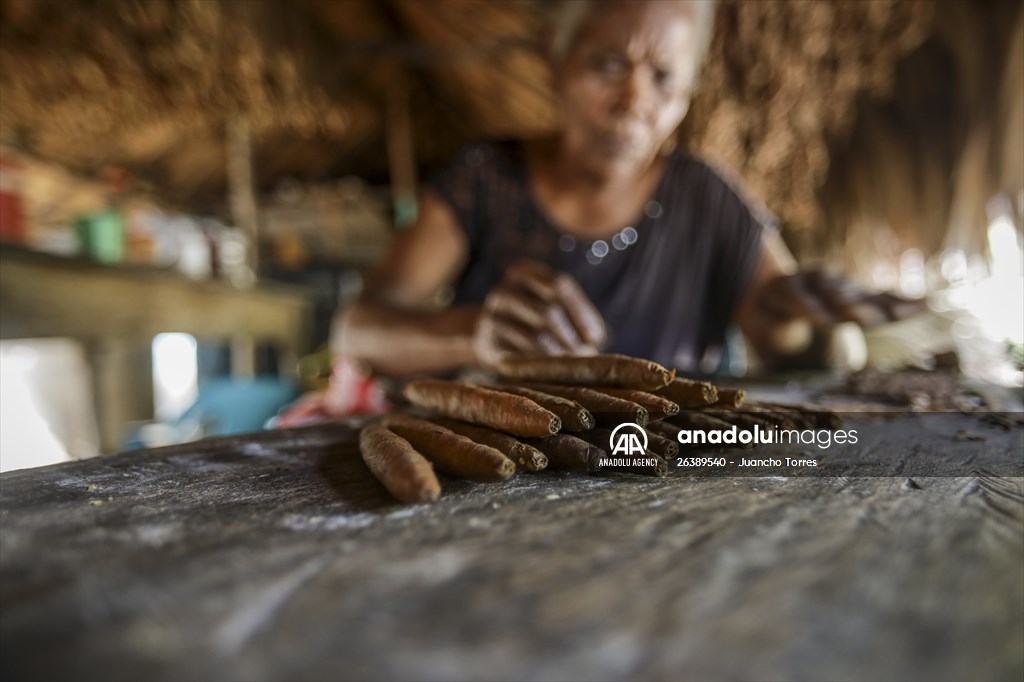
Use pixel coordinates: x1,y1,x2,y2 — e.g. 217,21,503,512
665,150,745,193
664,150,777,227
426,140,527,210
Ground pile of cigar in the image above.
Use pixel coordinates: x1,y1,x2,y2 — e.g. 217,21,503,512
358,354,840,504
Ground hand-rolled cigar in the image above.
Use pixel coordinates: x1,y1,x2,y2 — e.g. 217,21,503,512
710,388,745,408
359,423,441,504
574,427,613,452
776,410,816,431
402,379,560,437
491,385,594,431
745,405,807,430
645,429,679,459
496,353,675,390
592,388,679,421
737,403,806,430
383,415,515,482
689,410,779,432
431,418,548,471
758,402,843,430
519,383,648,427
647,420,682,440
672,412,744,433
656,378,719,407
525,434,605,472
706,403,799,430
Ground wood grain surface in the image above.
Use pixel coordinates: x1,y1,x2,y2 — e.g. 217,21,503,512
1,413,1021,681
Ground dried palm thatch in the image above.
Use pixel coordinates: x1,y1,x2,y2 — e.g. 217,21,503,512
0,0,1014,264
0,0,387,203
814,0,1023,278
683,0,933,231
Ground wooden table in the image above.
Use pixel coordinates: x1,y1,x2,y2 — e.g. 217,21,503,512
0,245,313,452
1,411,1022,681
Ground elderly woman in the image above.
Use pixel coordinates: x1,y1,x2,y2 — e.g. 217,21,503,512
335,0,910,379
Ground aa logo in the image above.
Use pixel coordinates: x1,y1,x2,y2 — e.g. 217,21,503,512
609,423,648,456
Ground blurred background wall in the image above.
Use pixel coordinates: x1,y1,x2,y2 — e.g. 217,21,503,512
1,0,1021,468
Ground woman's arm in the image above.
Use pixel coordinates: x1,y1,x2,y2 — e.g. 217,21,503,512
333,192,479,376
334,192,608,377
736,232,864,370
736,232,926,370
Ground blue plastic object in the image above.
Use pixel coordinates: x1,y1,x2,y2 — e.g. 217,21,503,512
176,378,300,437
123,378,300,450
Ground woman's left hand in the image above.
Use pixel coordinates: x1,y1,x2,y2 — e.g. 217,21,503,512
756,270,926,330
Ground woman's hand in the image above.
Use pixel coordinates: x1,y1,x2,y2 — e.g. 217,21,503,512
751,270,927,367
740,235,928,370
473,260,608,366
757,270,926,330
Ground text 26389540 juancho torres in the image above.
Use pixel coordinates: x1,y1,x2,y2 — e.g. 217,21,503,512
675,456,819,468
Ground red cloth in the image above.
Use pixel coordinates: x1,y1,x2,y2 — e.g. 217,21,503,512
274,358,389,428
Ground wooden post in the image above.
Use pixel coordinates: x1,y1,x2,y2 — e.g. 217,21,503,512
89,338,154,454
230,334,256,380
386,83,418,227
227,117,260,276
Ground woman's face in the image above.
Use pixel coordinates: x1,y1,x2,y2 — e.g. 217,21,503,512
557,1,701,175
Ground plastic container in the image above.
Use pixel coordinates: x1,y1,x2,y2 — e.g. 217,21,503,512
0,157,25,244
75,210,125,264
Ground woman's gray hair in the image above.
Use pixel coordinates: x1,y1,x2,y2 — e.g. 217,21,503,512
542,0,718,76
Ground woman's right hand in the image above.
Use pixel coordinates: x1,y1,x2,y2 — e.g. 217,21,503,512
473,260,608,367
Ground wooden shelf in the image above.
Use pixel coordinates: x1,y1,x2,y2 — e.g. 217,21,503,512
0,245,313,349
0,245,316,452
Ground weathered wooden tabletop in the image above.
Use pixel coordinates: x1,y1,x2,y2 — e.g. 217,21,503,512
2,411,1022,681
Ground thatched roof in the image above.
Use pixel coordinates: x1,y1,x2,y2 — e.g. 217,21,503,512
1,0,1018,249
0,0,549,206
815,0,1023,275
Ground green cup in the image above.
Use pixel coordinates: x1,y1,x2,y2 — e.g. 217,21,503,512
76,210,125,264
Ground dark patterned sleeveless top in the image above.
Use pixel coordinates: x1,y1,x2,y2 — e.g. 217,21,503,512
428,142,767,373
